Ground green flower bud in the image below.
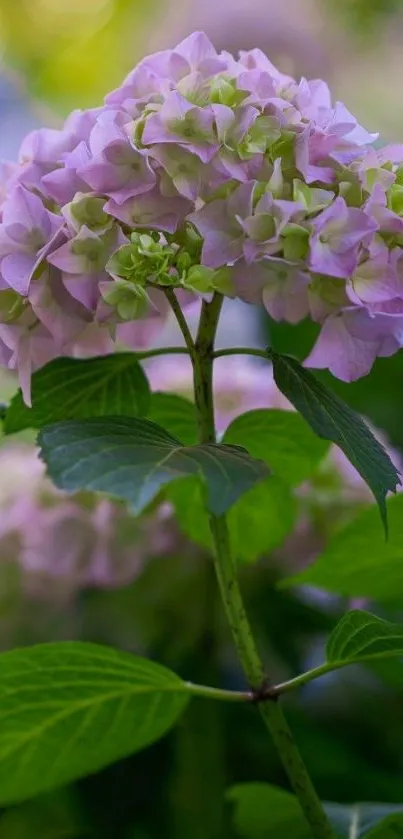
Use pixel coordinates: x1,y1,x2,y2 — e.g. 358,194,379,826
101,279,150,321
69,194,111,233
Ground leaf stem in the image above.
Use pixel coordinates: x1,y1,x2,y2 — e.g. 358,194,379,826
189,293,336,839
184,682,252,702
134,346,191,361
213,347,269,360
162,288,196,356
270,648,403,697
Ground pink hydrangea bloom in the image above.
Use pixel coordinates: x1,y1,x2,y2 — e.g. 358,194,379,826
1,31,403,393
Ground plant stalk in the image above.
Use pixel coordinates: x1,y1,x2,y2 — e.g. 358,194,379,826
190,293,336,839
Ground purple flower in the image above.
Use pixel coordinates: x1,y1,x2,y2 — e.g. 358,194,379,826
79,111,156,203
188,182,255,268
241,194,304,262
233,257,310,322
142,92,218,163
47,225,124,310
106,187,191,233
304,308,401,381
0,186,65,295
309,196,377,279
0,29,402,392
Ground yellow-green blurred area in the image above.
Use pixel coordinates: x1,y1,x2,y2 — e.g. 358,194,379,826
0,0,162,112
0,0,402,138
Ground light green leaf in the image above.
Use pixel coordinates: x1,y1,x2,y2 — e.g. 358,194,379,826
228,783,403,839
269,350,401,533
38,417,269,515
146,392,197,445
326,610,403,665
280,494,403,600
223,409,329,486
274,611,403,693
5,354,151,433
0,641,189,805
168,475,296,562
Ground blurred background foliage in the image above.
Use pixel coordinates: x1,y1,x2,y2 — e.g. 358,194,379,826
0,1,403,837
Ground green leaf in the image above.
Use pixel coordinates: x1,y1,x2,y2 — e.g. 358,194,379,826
326,610,403,666
38,417,269,515
146,392,197,445
281,494,403,600
0,641,189,805
227,783,403,839
168,475,296,561
223,408,329,486
5,354,151,433
228,782,312,839
268,350,401,532
273,610,403,693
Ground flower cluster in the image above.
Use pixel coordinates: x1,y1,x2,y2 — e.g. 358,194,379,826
1,31,403,396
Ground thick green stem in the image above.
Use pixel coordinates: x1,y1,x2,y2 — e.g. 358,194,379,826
190,293,336,839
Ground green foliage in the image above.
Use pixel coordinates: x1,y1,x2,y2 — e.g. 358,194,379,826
168,475,296,562
228,783,403,838
145,392,197,445
326,611,403,665
268,350,401,532
228,783,312,839
38,417,269,515
0,642,189,805
5,355,150,433
223,408,329,486
281,494,403,599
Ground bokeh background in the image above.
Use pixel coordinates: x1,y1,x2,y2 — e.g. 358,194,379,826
1,2,403,837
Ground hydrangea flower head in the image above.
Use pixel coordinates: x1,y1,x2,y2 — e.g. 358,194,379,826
1,31,403,395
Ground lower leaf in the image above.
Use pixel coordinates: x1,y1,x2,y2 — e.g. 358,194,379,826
228,782,403,839
0,641,189,805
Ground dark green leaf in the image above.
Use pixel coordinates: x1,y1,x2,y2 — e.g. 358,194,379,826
223,408,329,486
268,350,400,532
146,392,197,445
38,417,269,515
0,642,189,805
168,475,296,561
228,783,403,839
280,494,403,600
326,610,403,665
5,354,150,433
228,782,312,839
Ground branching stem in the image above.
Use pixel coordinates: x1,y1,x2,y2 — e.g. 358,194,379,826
165,291,336,839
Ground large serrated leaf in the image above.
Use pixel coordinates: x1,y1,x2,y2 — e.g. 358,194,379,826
223,408,329,487
228,782,403,839
0,642,189,805
268,350,400,533
5,354,151,433
38,416,269,515
280,494,403,600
